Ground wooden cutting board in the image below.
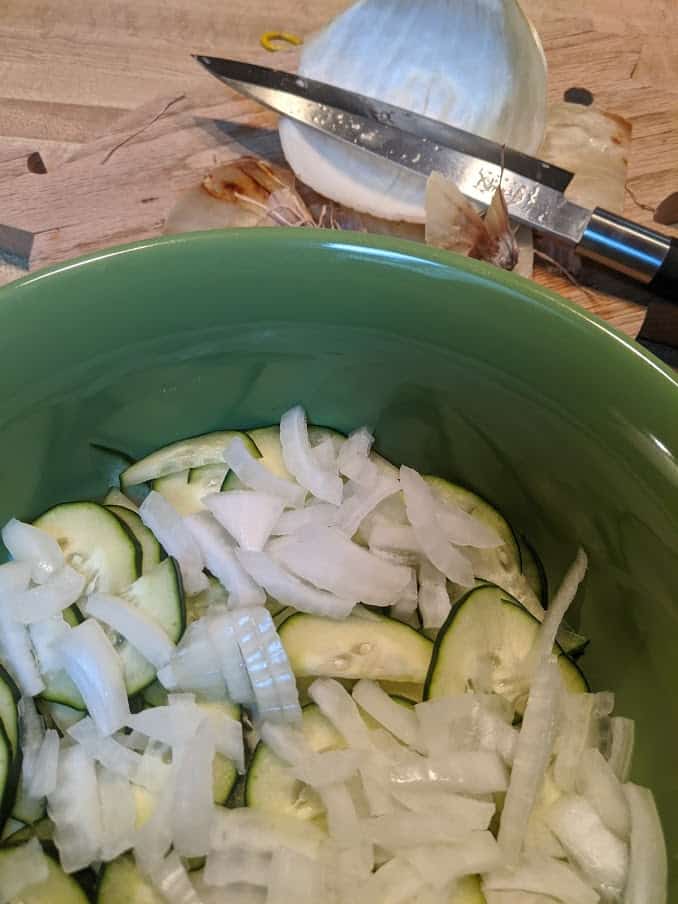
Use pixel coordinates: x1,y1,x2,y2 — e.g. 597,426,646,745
1,0,677,340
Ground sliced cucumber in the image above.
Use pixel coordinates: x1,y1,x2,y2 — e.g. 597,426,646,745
0,667,20,759
424,584,588,710
279,613,433,684
0,719,19,836
0,848,89,904
152,463,227,517
38,701,85,733
450,875,485,903
112,557,186,696
121,430,257,487
141,680,167,709
34,502,141,594
200,701,241,806
246,703,344,821
39,668,85,711
106,505,163,573
97,853,164,904
103,488,138,511
222,424,345,490
10,783,45,827
1,817,53,847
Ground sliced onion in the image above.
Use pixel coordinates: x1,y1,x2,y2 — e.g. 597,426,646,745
483,854,599,904
204,847,272,888
27,727,59,799
337,427,378,485
363,812,480,848
172,718,216,857
203,705,245,773
623,782,667,904
0,838,49,902
293,749,363,789
128,701,205,749
133,749,173,793
352,679,420,749
358,857,422,904
207,612,255,704
6,565,84,625
267,847,322,904
497,658,562,862
312,436,339,470
368,523,421,557
331,474,401,538
607,716,635,782
319,782,360,842
84,592,174,669
210,807,325,860
157,618,225,696
149,850,203,904
390,570,419,624
236,550,356,619
391,786,494,830
417,561,451,629
553,692,613,793
57,619,130,736
259,721,309,765
29,614,71,673
268,528,411,606
133,760,175,871
430,494,503,549
223,436,305,507
308,678,371,749
545,793,628,894
0,563,44,696
48,743,103,873
230,607,301,724
184,512,265,608
2,518,64,584
139,492,207,595
279,407,343,505
530,548,588,670
69,716,146,782
98,766,136,862
391,750,508,795
271,503,336,536
204,491,286,551
403,832,503,888
400,467,474,587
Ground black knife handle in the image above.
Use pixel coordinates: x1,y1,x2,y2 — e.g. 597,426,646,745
577,209,675,298
649,237,678,302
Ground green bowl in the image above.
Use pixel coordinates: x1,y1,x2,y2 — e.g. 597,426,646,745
1,229,676,885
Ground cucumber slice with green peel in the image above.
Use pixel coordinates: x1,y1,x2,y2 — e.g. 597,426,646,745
152,462,229,517
38,701,84,733
96,853,164,904
273,606,297,629
247,695,413,822
450,875,486,904
39,669,85,711
1,849,89,904
424,584,588,710
0,817,24,841
103,488,138,511
141,679,167,708
0,719,20,836
112,557,186,696
199,701,241,806
121,430,258,488
279,613,433,684
246,703,344,821
1,817,54,847
34,502,141,594
0,667,20,759
106,505,163,573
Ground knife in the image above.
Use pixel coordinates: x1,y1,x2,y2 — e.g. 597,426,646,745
195,58,678,332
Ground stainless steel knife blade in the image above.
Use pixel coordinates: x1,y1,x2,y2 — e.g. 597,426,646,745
195,55,592,246
195,56,574,194
195,54,676,315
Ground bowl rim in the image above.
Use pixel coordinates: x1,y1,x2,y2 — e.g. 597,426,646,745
1,227,676,390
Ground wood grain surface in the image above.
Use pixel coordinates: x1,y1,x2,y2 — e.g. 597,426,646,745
1,0,677,339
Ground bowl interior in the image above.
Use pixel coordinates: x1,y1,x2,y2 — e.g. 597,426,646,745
1,229,677,885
